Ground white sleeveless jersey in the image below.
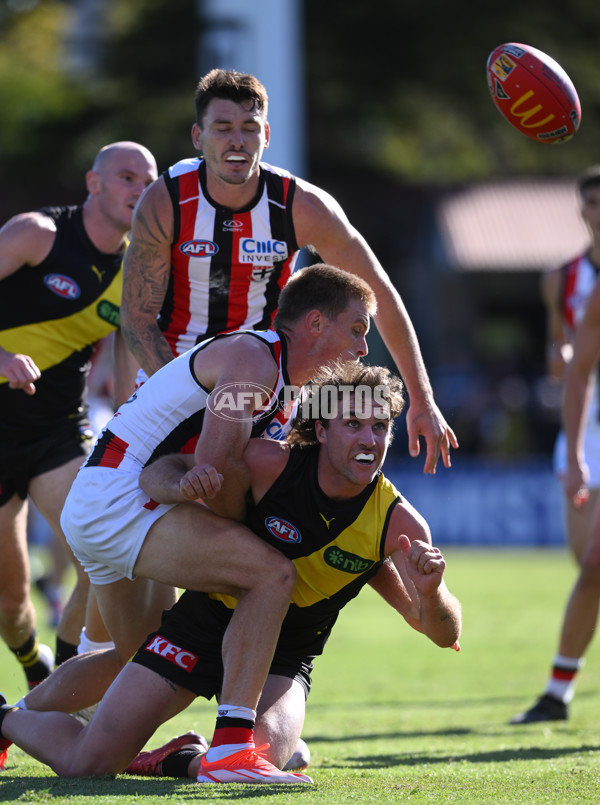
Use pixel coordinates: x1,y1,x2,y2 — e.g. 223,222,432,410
84,329,295,474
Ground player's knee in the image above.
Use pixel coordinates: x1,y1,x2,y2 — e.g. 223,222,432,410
54,754,116,777
255,715,299,769
258,552,296,597
273,555,296,597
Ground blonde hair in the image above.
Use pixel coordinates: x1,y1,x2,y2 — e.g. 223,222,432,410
288,361,404,446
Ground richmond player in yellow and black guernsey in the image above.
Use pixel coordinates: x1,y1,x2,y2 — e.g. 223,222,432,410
0,142,156,688
1,204,125,432
124,362,462,776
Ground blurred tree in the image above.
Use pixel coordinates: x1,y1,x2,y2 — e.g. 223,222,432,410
303,0,600,181
0,0,198,216
0,1,88,208
1,0,600,214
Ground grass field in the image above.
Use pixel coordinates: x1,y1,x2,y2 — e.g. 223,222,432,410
1,547,600,803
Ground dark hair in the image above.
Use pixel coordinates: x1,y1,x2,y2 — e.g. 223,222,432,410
273,263,376,329
288,361,405,446
194,69,268,126
578,165,600,197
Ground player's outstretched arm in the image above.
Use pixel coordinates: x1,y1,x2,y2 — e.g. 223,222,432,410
292,179,457,473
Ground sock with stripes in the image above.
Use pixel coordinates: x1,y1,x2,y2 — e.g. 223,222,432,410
10,632,52,688
545,654,584,703
205,704,256,762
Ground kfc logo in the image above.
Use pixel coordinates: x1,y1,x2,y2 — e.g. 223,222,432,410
144,635,199,671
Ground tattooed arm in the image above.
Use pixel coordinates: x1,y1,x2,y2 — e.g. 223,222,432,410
120,177,176,377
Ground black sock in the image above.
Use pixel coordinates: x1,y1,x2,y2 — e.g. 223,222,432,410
10,632,36,661
10,632,52,685
55,636,78,666
0,703,17,739
161,748,203,778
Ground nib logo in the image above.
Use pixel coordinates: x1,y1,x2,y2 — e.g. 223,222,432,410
324,546,373,574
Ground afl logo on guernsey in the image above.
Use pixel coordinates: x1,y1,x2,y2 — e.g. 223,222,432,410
44,274,81,299
265,516,301,544
180,239,219,258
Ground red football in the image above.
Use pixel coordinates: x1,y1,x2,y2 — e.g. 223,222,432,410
486,42,581,144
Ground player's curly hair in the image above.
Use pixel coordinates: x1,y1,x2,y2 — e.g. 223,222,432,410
288,362,405,446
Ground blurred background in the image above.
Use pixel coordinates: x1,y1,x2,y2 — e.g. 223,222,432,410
4,0,600,548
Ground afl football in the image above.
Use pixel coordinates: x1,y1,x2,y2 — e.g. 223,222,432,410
486,43,580,144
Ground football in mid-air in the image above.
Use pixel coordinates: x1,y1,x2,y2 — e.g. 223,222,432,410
486,42,581,144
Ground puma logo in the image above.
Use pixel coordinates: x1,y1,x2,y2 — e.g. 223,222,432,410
319,512,335,529
91,264,105,282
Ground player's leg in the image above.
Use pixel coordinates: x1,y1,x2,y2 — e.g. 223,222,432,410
136,509,310,783
511,490,600,723
21,578,175,715
548,487,600,696
1,662,194,776
565,487,600,562
29,456,92,652
0,493,52,689
134,503,296,711
92,576,177,665
556,495,600,661
255,674,307,770
136,674,308,780
23,647,124,714
22,498,290,720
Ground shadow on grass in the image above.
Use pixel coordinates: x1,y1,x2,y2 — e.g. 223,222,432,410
321,743,600,770
0,774,314,801
308,726,474,744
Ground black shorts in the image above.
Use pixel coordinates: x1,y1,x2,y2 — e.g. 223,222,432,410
131,591,313,701
0,418,94,505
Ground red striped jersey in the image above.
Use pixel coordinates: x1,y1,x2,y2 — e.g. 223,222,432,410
560,251,600,422
561,252,599,332
160,158,300,357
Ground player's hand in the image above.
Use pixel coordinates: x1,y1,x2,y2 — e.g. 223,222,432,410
399,535,445,595
0,351,40,395
406,399,458,474
180,464,224,501
562,462,590,509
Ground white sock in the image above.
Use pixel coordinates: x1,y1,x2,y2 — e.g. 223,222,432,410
545,654,585,703
77,627,115,655
216,704,256,721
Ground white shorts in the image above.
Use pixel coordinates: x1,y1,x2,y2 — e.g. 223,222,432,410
553,422,600,489
61,467,175,585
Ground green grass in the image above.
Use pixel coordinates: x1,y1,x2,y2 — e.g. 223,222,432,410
2,548,600,803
